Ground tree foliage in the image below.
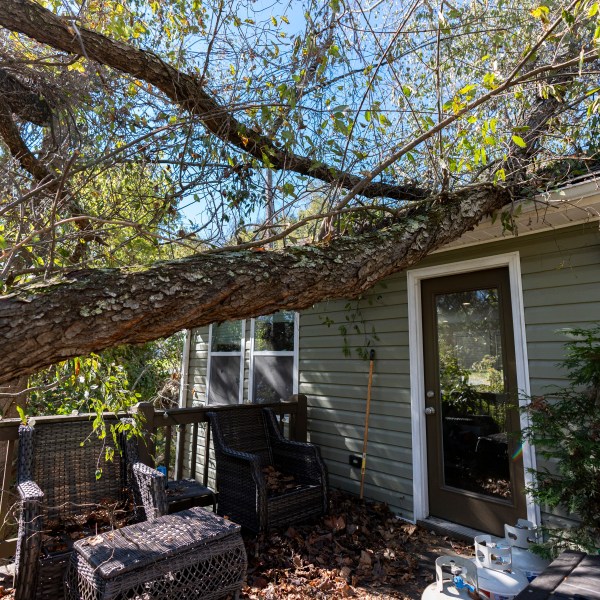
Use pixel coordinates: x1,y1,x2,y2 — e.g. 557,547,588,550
522,325,600,556
26,335,183,416
0,0,599,381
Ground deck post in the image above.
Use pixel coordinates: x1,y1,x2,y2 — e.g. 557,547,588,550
131,402,156,467
287,394,307,442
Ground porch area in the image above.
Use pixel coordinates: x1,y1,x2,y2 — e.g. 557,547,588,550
0,396,469,599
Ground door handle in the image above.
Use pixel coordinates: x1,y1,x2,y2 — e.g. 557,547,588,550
424,406,436,415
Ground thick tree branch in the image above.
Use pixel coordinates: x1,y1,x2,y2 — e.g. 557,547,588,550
0,0,429,202
0,68,52,126
0,96,54,181
0,183,510,384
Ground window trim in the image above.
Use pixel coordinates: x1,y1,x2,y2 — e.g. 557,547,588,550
206,320,246,405
249,312,299,403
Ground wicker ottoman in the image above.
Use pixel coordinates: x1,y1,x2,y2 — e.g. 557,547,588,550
64,507,247,600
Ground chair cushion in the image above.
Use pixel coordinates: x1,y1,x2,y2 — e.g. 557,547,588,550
73,507,241,579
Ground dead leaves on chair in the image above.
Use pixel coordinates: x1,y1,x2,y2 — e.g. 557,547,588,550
39,495,135,556
262,466,303,495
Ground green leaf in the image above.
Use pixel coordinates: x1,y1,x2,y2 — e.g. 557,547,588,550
378,113,392,127
16,405,27,425
530,5,549,17
483,72,497,89
512,135,527,148
494,168,506,183
281,182,295,196
458,84,477,95
561,9,575,25
589,2,599,16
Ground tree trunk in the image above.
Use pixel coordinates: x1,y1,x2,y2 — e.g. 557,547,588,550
0,184,510,384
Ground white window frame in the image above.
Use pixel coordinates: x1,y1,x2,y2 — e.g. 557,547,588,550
406,252,540,526
249,312,299,403
206,320,246,405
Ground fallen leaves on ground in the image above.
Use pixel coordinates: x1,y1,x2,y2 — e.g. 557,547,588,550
241,490,472,599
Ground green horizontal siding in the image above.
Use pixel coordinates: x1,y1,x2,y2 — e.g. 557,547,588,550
185,220,600,527
186,327,210,406
299,221,600,526
300,274,412,517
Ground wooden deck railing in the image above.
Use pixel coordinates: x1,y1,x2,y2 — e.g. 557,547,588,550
0,395,307,558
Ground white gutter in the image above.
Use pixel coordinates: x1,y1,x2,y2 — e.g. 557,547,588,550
434,175,600,253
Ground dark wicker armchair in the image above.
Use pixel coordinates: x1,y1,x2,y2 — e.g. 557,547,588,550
207,407,328,533
14,419,167,600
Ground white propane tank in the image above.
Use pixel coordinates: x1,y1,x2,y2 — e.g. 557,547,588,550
473,535,512,571
476,567,529,600
472,534,528,600
422,555,483,599
504,520,550,581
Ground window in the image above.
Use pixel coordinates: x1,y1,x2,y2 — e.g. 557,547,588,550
206,320,245,404
205,312,298,405
250,312,298,404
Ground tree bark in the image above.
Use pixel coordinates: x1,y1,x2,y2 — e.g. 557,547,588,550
0,68,52,126
0,98,55,182
0,184,510,384
0,0,429,202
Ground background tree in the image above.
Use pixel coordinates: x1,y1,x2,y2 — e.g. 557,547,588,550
0,0,599,384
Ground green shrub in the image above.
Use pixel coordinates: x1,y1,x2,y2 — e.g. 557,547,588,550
522,325,600,557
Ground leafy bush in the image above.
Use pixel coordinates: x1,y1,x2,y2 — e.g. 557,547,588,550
521,325,600,557
25,336,183,461
28,335,183,416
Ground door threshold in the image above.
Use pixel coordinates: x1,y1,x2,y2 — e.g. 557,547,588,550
417,516,501,544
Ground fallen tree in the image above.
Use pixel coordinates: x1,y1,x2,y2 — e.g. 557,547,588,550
0,0,598,384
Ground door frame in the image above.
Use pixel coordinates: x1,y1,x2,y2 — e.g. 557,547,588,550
407,252,540,526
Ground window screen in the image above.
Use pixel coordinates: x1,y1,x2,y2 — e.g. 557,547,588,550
208,356,242,405
207,321,243,405
251,312,296,403
253,355,294,404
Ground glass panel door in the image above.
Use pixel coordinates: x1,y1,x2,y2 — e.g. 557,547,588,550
436,287,511,500
422,268,526,535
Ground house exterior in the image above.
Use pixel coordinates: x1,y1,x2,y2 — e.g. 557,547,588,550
180,175,600,537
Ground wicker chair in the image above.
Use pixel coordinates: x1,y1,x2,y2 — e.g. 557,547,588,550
207,407,328,533
14,419,167,600
120,418,217,515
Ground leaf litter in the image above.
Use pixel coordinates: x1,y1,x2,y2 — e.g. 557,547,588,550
0,487,472,599
241,490,472,599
